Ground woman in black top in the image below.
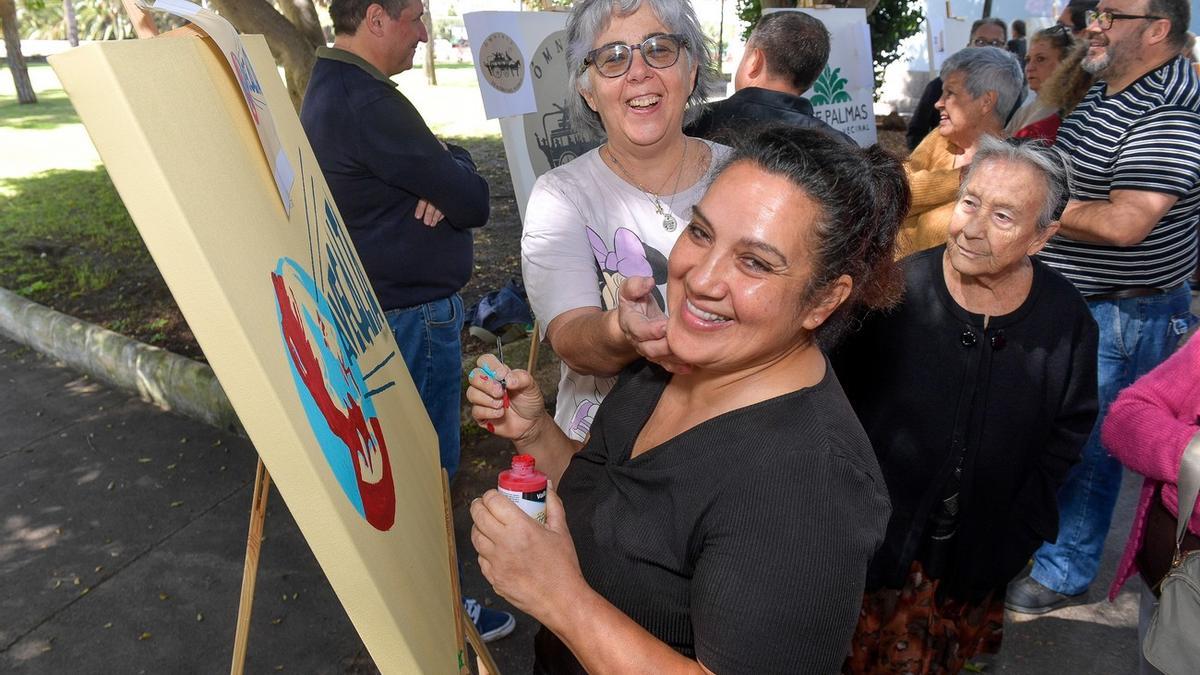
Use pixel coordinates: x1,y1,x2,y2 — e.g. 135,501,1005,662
833,137,1098,674
467,126,910,674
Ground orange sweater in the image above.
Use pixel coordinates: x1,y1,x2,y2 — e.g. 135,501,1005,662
898,131,965,259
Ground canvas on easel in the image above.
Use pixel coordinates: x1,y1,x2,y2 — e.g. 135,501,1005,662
49,30,459,674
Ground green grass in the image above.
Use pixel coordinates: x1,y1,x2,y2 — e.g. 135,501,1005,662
0,87,80,130
0,64,101,179
0,168,145,301
0,54,495,312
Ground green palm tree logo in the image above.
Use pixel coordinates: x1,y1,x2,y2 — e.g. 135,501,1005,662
811,66,853,106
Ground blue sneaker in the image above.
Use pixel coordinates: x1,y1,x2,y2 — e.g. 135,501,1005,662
464,598,516,642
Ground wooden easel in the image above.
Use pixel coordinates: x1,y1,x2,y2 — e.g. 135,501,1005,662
116,3,499,672
229,464,498,675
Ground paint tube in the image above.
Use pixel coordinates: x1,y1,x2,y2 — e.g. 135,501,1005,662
498,454,547,524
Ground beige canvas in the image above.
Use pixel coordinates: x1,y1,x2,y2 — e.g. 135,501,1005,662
49,34,456,672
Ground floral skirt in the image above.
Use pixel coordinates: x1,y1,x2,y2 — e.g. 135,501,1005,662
842,561,1005,674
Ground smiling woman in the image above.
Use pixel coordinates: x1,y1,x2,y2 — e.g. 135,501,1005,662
521,0,728,442
470,126,911,674
833,137,1099,673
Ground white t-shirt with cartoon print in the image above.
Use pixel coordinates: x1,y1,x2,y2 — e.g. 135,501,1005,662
521,140,731,441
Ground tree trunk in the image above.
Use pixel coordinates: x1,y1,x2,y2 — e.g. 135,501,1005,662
761,0,797,8
0,0,37,104
64,0,79,47
274,0,324,47
207,0,322,111
422,0,436,86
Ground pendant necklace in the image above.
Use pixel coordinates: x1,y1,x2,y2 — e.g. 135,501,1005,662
606,140,689,232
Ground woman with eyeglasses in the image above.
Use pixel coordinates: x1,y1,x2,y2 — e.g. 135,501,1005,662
521,0,729,443
471,126,908,674
1009,28,1096,141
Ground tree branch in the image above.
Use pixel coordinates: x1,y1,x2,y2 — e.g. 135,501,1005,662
207,0,322,111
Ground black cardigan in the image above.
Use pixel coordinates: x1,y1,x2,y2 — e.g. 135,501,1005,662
832,247,1099,597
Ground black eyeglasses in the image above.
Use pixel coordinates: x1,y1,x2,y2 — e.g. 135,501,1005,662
581,34,689,78
970,37,1007,47
1085,9,1165,31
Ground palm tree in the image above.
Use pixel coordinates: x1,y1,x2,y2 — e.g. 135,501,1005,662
0,0,37,104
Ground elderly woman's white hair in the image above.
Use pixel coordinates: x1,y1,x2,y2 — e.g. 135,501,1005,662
961,136,1074,231
565,0,717,138
940,46,1025,127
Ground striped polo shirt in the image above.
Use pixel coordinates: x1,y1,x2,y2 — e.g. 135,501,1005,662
1039,56,1200,296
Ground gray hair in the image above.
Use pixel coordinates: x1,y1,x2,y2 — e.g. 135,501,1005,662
940,46,1024,127
961,135,1073,231
566,0,717,139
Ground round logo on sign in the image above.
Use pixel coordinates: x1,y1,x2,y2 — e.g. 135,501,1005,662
480,32,524,94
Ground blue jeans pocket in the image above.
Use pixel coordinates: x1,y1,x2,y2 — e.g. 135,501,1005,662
425,295,462,329
1170,312,1192,337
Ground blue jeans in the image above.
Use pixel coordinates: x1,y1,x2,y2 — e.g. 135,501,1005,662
386,294,465,480
1031,284,1194,595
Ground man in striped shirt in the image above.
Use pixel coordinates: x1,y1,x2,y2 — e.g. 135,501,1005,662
1006,0,1200,614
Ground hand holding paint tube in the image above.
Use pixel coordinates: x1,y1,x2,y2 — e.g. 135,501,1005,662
470,485,584,622
466,354,547,442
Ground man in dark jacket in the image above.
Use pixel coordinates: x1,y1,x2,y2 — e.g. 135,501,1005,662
686,11,852,144
300,0,513,642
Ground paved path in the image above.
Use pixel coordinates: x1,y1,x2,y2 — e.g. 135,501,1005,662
0,332,1147,674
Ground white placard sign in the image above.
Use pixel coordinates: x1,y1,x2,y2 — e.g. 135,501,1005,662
768,7,878,147
465,11,568,119
465,11,602,221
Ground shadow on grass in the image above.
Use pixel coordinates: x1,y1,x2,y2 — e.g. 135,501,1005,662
0,89,80,130
0,167,145,297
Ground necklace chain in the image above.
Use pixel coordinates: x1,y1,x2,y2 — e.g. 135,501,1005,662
605,140,689,232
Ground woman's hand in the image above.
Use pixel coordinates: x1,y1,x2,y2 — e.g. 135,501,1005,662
466,354,546,442
617,276,692,374
471,488,584,624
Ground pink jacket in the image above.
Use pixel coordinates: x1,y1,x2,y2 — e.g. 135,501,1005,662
1102,335,1200,600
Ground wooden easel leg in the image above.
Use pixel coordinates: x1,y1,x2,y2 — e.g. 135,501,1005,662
526,320,540,374
464,616,501,675
443,470,502,675
443,470,469,674
230,458,271,675
119,0,160,39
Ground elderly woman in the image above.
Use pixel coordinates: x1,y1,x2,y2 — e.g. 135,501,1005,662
898,47,1023,258
1006,25,1076,134
522,0,728,442
834,138,1099,673
1102,336,1200,675
470,127,909,673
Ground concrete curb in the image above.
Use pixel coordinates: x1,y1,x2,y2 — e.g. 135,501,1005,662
0,287,243,435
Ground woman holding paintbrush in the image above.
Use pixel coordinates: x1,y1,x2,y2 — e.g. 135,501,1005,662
468,126,909,674
521,0,731,444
